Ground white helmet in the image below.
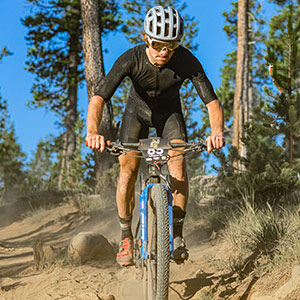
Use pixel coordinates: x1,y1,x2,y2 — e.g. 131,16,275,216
144,6,184,41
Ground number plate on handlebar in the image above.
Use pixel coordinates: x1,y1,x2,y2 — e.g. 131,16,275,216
138,138,171,164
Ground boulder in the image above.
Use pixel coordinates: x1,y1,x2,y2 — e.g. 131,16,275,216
68,232,115,263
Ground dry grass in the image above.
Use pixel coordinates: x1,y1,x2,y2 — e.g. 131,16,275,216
222,200,300,277
23,206,52,224
68,193,116,215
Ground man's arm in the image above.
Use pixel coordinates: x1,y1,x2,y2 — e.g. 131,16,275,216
85,95,107,152
206,99,224,153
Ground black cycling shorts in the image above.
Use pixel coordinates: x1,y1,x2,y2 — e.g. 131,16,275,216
119,106,187,143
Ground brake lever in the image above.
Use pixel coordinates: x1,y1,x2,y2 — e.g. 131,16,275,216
106,144,125,156
195,144,207,152
189,140,207,152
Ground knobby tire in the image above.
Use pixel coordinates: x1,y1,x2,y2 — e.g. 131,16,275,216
147,184,170,300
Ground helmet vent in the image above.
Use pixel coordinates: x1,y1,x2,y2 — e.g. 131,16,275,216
173,27,177,38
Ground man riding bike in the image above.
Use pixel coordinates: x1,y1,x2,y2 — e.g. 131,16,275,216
85,6,225,267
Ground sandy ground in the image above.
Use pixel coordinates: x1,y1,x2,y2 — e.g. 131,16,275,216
0,200,218,300
0,199,299,300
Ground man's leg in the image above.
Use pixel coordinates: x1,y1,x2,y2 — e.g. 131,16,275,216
168,139,188,233
117,153,141,218
159,112,188,215
168,139,189,263
116,153,140,266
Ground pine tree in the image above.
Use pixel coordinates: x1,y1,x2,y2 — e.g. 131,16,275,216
216,2,300,206
80,0,120,179
0,97,26,202
26,135,58,191
0,48,25,202
218,1,268,169
23,0,121,187
22,0,83,188
81,0,120,99
265,3,300,167
65,116,90,190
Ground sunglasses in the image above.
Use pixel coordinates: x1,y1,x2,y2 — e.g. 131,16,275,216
147,36,179,52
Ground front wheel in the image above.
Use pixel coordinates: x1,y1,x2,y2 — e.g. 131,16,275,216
144,184,170,300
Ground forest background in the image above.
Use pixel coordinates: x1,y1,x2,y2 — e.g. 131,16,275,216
1,2,300,297
0,0,299,207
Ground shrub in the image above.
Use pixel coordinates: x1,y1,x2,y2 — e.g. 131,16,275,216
225,202,287,257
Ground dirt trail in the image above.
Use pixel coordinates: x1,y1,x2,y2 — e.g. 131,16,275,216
0,200,298,300
0,200,218,300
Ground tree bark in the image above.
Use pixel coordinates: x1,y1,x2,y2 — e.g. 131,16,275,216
58,134,66,190
65,56,78,177
80,0,117,178
81,0,104,99
58,36,80,189
288,35,293,168
233,0,249,171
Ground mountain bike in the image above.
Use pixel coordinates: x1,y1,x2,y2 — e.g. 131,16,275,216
104,137,207,300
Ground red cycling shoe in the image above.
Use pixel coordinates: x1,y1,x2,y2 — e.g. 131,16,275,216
116,237,133,266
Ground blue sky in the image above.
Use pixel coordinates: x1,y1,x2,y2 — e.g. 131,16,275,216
0,0,275,163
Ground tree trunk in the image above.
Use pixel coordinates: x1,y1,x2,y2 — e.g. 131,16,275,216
81,0,117,179
58,134,66,190
81,0,104,99
288,35,293,168
233,0,249,171
58,37,79,189
65,61,78,177
248,68,253,118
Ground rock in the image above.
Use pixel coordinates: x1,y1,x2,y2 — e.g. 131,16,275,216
33,239,66,270
33,239,45,270
68,232,114,263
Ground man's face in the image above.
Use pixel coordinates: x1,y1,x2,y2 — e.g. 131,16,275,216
146,37,179,66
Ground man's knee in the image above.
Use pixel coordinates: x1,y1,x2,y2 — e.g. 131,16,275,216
119,167,138,185
118,155,140,185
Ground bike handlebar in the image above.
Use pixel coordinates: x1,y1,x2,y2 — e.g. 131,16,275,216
105,139,207,156
85,138,208,166
112,141,207,149
85,139,207,152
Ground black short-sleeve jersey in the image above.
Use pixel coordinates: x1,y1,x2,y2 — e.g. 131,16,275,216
94,44,218,111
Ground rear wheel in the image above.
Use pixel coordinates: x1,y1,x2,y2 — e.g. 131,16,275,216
143,184,169,300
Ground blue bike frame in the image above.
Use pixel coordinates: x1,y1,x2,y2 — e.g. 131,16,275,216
139,183,174,260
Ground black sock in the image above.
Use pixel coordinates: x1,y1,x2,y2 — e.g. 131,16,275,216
173,206,186,239
119,216,133,240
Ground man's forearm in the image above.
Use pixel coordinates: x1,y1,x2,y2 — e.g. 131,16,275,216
86,95,106,135
206,99,224,136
